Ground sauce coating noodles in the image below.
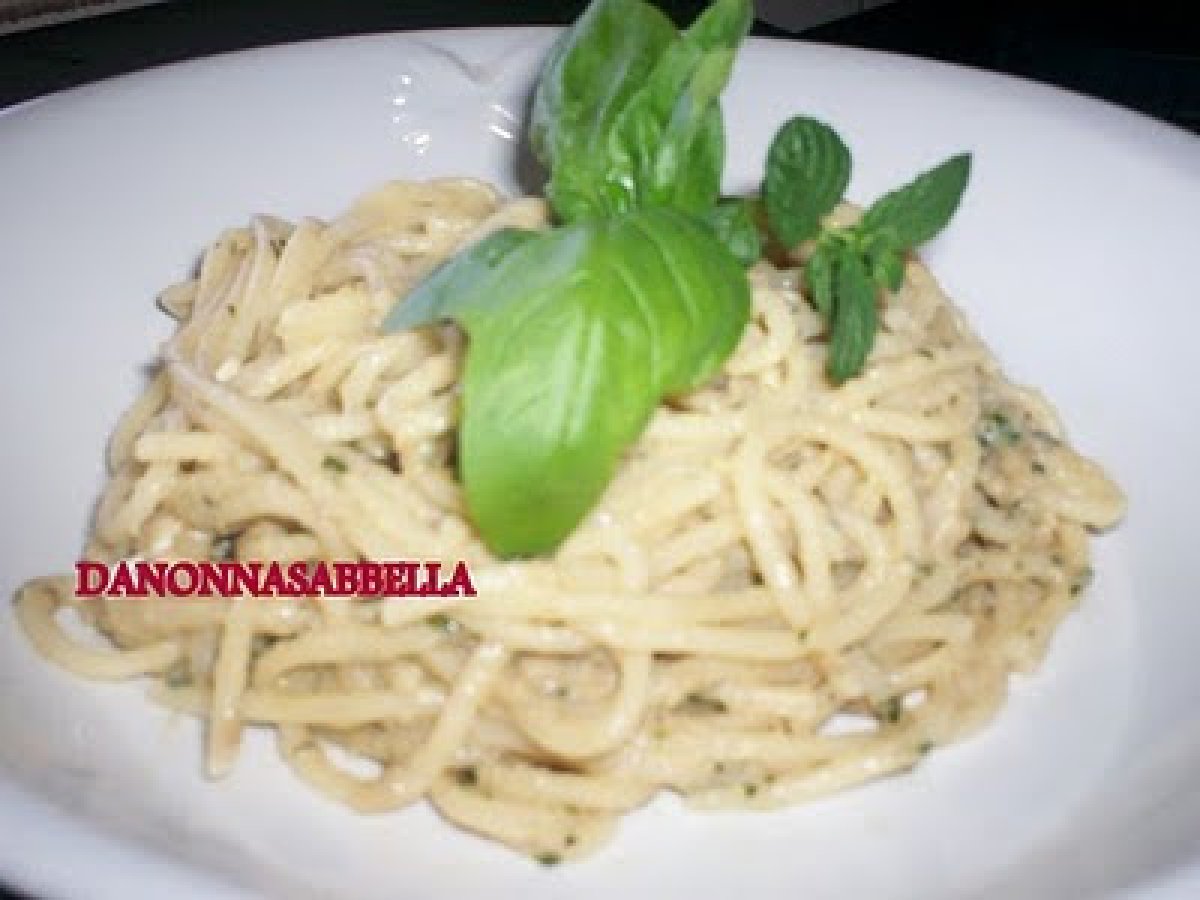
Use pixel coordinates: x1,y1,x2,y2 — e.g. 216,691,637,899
16,179,1125,859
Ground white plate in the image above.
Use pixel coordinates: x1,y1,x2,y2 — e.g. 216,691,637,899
1,28,1198,900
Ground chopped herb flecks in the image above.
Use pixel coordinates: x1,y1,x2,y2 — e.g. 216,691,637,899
428,613,458,633
879,696,903,724
1070,566,1094,597
163,659,192,688
978,411,1021,447
681,692,728,714
322,454,349,474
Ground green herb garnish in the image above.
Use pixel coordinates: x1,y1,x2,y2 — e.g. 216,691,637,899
163,659,192,689
680,691,728,714
211,531,239,561
763,117,970,383
381,0,971,557
763,116,851,248
536,851,562,867
703,197,763,267
1070,566,1094,597
879,696,903,724
978,411,1022,447
859,153,973,250
386,210,749,557
530,0,752,222
321,454,348,474
251,634,278,657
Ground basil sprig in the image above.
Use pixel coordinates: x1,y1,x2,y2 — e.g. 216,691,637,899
385,0,754,557
764,117,971,383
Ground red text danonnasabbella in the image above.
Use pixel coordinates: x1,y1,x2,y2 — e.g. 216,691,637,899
74,559,477,598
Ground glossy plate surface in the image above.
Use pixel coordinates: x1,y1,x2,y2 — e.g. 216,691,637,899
0,28,1197,900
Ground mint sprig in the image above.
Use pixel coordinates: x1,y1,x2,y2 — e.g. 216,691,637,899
764,121,971,383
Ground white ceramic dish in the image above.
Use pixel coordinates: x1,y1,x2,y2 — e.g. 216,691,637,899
1,27,1198,900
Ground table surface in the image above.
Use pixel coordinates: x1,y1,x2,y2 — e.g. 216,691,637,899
1,1,1197,898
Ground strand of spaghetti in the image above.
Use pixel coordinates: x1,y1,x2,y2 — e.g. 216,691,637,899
253,624,443,686
15,578,179,679
152,684,446,726
430,780,616,859
350,639,509,811
12,183,1126,860
505,650,652,759
577,622,805,660
684,741,919,810
108,369,170,472
164,352,445,560
475,758,656,810
206,597,254,778
732,431,809,629
461,587,778,622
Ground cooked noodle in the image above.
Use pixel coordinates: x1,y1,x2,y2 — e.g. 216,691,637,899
15,178,1125,860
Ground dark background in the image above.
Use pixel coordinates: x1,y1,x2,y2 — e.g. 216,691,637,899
0,1,1196,898
2,0,1199,130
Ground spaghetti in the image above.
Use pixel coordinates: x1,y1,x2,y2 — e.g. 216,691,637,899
15,178,1125,860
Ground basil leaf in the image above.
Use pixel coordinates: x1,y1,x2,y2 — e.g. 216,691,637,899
703,198,762,267
529,0,677,222
381,229,542,332
764,116,852,248
859,152,971,250
529,0,751,222
685,0,755,48
827,250,878,384
386,208,749,556
610,0,753,215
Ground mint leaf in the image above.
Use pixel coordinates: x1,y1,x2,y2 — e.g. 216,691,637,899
859,153,971,250
386,208,750,557
862,236,905,292
827,250,878,383
764,116,852,248
703,198,762,267
803,242,837,317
